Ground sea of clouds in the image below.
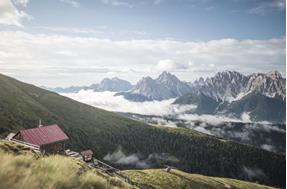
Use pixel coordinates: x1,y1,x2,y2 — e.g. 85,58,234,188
61,90,268,124
61,90,196,116
62,90,256,124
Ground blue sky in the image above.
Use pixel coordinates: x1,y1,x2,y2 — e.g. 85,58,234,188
23,0,286,40
0,0,285,86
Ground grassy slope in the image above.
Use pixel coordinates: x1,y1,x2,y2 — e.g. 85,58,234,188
0,74,285,187
0,140,277,189
0,140,134,189
123,169,277,189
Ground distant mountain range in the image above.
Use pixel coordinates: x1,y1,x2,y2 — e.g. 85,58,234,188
43,77,133,93
44,70,286,123
117,70,285,123
175,70,286,123
189,70,285,102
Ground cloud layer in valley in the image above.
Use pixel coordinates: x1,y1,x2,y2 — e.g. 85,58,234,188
61,90,271,125
103,148,179,168
62,90,195,115
103,149,150,168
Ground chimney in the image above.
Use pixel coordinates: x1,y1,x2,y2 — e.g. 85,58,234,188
38,120,43,127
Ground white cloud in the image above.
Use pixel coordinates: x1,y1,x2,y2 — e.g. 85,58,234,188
96,0,167,7
193,126,212,135
242,166,266,180
13,0,29,6
103,148,174,168
177,113,274,126
156,59,190,72
240,112,251,122
59,0,79,8
0,30,285,87
35,26,104,34
104,149,150,168
178,114,243,126
98,0,134,7
248,0,286,15
0,0,31,26
56,50,76,57
260,144,276,152
61,90,195,115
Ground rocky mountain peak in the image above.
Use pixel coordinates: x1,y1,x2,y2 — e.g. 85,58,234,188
193,77,205,87
139,76,154,83
157,71,179,83
266,70,282,79
214,71,245,80
121,71,192,101
94,77,133,92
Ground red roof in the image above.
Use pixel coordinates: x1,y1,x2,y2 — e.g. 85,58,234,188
17,124,69,146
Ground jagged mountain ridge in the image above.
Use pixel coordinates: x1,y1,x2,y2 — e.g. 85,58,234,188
190,70,285,102
193,71,249,102
244,71,286,100
118,70,285,103
175,70,286,123
117,71,192,101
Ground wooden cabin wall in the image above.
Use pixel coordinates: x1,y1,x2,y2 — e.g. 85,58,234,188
41,142,65,154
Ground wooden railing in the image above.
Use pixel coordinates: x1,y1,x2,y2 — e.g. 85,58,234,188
91,158,144,188
9,138,40,150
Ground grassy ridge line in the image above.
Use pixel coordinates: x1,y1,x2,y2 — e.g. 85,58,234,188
0,73,285,187
123,169,277,189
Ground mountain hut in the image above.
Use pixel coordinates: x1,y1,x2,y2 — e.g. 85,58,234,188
12,124,69,154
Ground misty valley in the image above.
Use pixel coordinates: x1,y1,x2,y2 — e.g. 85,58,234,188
121,113,286,154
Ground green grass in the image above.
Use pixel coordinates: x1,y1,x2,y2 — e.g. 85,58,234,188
123,169,277,189
0,140,135,189
0,140,277,189
0,140,37,156
0,73,285,188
